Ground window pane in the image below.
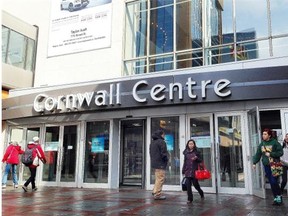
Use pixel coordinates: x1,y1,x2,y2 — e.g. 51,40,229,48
210,0,233,46
125,1,148,59
176,50,203,69
270,1,288,35
150,117,180,186
176,0,203,51
7,30,26,68
150,4,173,55
2,26,9,63
235,0,268,41
85,121,110,183
124,58,147,75
273,37,288,58
149,54,173,72
25,38,35,72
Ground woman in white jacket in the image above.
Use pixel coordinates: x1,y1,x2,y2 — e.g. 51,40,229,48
280,133,288,194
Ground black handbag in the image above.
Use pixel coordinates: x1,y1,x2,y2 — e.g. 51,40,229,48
181,177,187,191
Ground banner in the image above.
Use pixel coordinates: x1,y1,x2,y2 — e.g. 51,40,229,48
48,0,112,57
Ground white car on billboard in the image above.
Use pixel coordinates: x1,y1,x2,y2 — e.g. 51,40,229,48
60,0,89,12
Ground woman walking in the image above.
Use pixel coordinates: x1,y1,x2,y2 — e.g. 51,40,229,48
2,141,24,188
182,139,204,203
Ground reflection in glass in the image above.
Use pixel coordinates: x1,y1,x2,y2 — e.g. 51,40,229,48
85,121,109,183
189,117,212,187
43,127,59,182
235,0,268,39
2,26,9,63
150,117,179,185
25,38,35,72
217,116,244,188
7,30,26,68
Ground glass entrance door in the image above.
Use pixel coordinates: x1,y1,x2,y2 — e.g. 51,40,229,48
42,124,78,186
188,114,215,193
120,120,145,187
215,113,247,194
248,107,266,198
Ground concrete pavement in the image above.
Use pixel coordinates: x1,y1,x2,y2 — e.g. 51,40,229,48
2,186,288,215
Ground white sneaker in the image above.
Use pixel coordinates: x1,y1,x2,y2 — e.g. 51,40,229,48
2,185,6,188
14,184,18,188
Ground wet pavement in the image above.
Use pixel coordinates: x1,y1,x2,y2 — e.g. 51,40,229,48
2,186,288,216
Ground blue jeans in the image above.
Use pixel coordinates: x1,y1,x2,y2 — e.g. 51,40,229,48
2,163,18,185
264,165,281,197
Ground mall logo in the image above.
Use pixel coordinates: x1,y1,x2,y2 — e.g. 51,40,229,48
33,78,231,113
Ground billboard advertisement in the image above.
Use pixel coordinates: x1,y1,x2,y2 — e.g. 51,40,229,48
48,0,112,57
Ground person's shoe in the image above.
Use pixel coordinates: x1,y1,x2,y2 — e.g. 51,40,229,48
14,184,18,188
22,186,28,192
272,196,282,205
187,200,193,204
2,185,6,189
152,192,155,196
32,187,38,192
154,195,166,200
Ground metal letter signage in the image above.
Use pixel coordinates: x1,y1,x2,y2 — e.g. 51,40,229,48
33,77,232,113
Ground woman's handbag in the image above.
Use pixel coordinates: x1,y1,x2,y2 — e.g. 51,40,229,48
181,177,187,191
195,162,211,180
269,157,283,177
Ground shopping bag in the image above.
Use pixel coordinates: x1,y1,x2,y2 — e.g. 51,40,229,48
195,163,211,180
269,157,283,177
181,177,187,191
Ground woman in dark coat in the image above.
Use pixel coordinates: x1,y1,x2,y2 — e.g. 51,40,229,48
182,139,204,203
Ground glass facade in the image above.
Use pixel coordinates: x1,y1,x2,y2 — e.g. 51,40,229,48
150,116,180,185
85,121,110,183
1,25,36,72
124,0,288,75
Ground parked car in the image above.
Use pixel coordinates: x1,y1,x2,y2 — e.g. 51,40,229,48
60,0,89,12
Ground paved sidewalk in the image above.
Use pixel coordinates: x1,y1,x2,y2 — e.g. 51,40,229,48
2,186,288,215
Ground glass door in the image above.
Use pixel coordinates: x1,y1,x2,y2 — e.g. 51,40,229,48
248,107,265,198
120,120,145,187
42,124,78,187
188,114,215,193
215,113,248,194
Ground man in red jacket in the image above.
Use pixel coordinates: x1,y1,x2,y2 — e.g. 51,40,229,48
22,137,46,192
2,141,24,188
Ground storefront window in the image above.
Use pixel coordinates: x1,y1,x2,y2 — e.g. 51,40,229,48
150,117,180,185
85,121,110,183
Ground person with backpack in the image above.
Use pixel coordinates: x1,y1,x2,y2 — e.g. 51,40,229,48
22,137,46,192
2,141,24,189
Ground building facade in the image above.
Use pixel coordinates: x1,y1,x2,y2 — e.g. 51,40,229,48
2,0,288,197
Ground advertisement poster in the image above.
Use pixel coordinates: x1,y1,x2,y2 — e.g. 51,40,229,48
44,142,59,151
48,0,112,57
91,136,105,153
165,134,174,151
191,136,211,148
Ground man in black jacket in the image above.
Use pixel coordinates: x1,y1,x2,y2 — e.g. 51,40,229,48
150,129,169,200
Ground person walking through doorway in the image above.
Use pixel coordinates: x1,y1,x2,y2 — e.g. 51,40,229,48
253,128,283,205
22,137,46,192
182,139,204,204
280,133,288,194
150,129,169,200
2,141,24,189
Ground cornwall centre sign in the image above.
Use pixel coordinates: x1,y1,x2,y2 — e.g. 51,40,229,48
33,77,231,113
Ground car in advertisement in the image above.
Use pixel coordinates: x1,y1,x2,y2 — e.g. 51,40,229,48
60,0,89,12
